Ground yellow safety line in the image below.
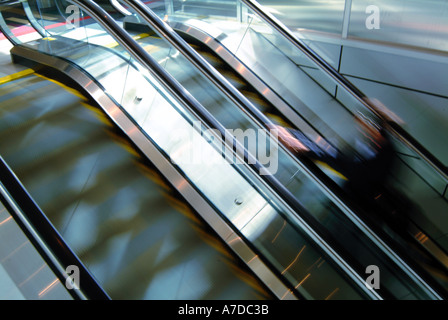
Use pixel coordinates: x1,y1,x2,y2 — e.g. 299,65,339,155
0,68,88,102
315,160,348,180
0,68,35,85
103,32,152,49
34,73,88,101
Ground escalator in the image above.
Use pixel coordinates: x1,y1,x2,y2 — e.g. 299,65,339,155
0,2,383,300
170,22,448,300
240,0,448,265
104,0,448,298
152,0,448,259
120,0,448,295
168,26,448,272
1,0,447,300
174,18,448,287
0,69,273,299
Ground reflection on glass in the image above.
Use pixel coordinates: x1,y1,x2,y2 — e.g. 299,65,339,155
0,1,42,43
349,0,448,52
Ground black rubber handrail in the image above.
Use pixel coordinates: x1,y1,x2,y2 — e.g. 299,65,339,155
0,156,110,300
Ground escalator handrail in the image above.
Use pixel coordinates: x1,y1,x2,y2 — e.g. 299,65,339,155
21,0,48,37
0,7,20,44
113,0,446,299
0,0,46,45
0,0,21,7
66,0,381,298
242,0,448,184
0,156,110,300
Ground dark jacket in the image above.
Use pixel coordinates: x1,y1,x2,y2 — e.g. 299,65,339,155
289,128,395,201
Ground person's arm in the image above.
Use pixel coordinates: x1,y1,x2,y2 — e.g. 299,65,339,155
269,124,349,180
268,124,310,153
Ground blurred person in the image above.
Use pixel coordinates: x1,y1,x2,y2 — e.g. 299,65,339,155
270,108,448,274
272,111,396,207
271,104,428,241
